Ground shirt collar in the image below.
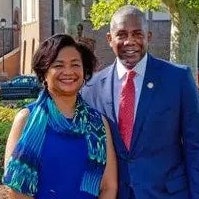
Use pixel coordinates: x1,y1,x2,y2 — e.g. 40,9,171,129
116,53,148,79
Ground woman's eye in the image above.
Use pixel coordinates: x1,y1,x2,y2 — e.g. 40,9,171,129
52,64,63,68
72,64,81,68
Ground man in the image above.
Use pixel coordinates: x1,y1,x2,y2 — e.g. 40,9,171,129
75,23,96,52
81,5,199,199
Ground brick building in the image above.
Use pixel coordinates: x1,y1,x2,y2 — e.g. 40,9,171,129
1,0,175,77
0,0,21,78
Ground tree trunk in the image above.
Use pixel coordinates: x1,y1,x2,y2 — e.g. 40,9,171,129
163,1,199,82
63,1,82,37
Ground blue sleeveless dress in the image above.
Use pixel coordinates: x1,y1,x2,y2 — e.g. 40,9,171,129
35,124,98,199
2,98,106,198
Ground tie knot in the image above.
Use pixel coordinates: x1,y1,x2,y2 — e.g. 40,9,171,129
126,70,136,79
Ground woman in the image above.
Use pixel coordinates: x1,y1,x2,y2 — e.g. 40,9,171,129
2,34,117,199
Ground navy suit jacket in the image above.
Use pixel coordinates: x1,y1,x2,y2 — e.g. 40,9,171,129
81,54,199,199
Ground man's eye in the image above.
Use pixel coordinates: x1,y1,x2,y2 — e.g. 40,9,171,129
134,32,144,38
117,32,127,38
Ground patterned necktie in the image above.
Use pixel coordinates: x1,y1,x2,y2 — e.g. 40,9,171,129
118,70,136,150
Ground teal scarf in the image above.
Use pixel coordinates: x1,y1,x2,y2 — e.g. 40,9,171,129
2,90,107,196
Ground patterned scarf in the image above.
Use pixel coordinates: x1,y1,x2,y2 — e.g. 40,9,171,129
2,90,107,196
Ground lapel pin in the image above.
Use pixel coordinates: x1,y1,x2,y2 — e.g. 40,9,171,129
147,82,154,89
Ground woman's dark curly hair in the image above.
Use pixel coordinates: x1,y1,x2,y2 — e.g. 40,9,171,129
32,34,97,83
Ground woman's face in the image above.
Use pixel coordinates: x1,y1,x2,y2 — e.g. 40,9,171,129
45,46,84,97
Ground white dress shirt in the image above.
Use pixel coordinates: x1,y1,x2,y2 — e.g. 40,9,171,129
114,53,148,121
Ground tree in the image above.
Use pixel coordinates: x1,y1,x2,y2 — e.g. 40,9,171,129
90,0,161,29
90,0,199,82
162,0,199,81
63,0,82,36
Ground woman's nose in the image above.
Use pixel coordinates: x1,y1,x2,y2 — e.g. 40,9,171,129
62,65,73,74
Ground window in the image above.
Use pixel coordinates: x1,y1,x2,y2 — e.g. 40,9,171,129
22,0,27,22
81,0,86,20
32,0,36,21
59,0,63,17
22,0,37,24
22,40,26,74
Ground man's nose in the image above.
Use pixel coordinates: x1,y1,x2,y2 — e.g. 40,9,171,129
124,34,136,45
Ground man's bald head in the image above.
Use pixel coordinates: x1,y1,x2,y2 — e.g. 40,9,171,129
110,5,148,32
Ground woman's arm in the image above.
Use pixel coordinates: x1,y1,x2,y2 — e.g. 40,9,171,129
9,190,34,199
4,108,34,199
4,108,29,167
99,116,118,199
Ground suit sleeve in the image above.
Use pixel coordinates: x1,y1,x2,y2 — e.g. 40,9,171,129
181,67,199,199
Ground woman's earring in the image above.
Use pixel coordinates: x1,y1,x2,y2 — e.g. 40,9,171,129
81,79,85,88
43,80,48,89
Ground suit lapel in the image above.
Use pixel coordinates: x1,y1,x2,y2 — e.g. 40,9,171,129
99,64,116,121
130,55,162,153
100,62,128,152
100,56,162,154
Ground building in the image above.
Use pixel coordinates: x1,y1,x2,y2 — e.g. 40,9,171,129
0,0,21,79
20,0,65,74
80,1,171,68
2,1,182,79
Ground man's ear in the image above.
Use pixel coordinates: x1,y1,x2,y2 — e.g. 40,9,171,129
147,31,152,42
106,32,112,47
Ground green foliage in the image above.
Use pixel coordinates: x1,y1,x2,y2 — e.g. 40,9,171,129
0,105,17,180
0,99,34,181
0,98,35,110
178,0,199,9
90,0,126,30
90,0,161,29
90,0,199,30
0,122,12,181
15,98,35,109
0,106,18,123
